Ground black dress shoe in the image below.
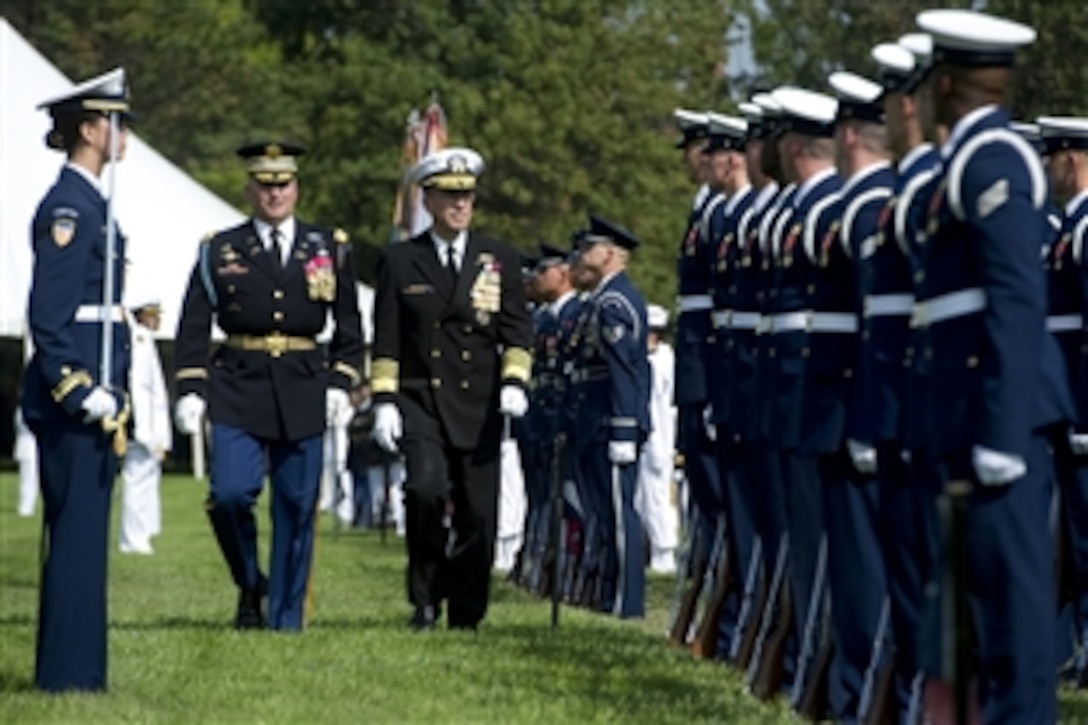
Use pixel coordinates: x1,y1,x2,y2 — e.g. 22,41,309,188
235,578,267,630
409,605,437,631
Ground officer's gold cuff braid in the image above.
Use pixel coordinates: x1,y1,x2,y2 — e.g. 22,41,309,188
371,358,399,394
101,392,132,457
51,368,92,402
176,367,208,381
332,361,361,386
500,347,532,384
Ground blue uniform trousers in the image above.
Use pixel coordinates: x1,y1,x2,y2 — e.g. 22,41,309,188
877,444,939,722
1055,443,1088,656
208,423,322,630
31,421,116,692
919,435,1057,724
820,451,887,720
715,435,759,656
577,447,644,618
679,403,723,541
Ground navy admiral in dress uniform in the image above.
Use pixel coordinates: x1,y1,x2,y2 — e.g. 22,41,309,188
569,215,651,618
1038,115,1088,687
173,142,363,630
21,68,133,692
369,147,533,630
910,11,1075,722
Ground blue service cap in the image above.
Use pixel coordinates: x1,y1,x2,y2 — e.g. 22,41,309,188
1037,116,1088,155
772,87,838,139
674,108,710,148
917,10,1035,68
536,243,569,269
582,215,640,251
703,113,748,154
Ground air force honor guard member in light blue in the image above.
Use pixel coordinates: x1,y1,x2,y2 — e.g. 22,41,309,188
1038,115,1088,688
174,142,364,631
570,216,651,618
21,68,133,692
911,10,1075,722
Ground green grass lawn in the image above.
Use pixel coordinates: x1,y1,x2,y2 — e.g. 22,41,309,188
0,471,1085,723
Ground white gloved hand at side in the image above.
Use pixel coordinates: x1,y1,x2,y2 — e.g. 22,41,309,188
972,445,1026,486
846,439,877,475
608,440,638,465
81,387,117,424
174,393,206,435
498,384,529,418
1070,432,1088,456
372,403,403,453
325,388,353,427
703,404,717,442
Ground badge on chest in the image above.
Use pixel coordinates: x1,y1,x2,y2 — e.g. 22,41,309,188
305,250,336,301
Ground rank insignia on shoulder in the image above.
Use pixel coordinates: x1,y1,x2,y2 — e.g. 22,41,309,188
51,217,76,247
603,324,626,344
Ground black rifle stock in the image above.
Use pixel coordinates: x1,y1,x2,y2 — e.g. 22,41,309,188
571,515,599,607
668,524,711,646
790,535,828,712
692,515,733,659
795,588,833,720
747,532,792,700
729,537,765,668
858,597,896,725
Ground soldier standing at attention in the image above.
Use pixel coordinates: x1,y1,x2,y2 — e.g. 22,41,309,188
173,141,364,631
369,147,533,630
910,10,1074,721
21,68,133,692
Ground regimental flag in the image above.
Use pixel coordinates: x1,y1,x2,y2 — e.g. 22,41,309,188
390,100,448,242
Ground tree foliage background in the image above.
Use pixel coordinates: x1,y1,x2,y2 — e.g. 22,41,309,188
4,0,1086,308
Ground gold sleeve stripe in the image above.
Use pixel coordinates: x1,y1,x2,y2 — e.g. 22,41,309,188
51,369,92,402
333,361,361,385
176,367,209,381
371,358,399,394
500,347,532,383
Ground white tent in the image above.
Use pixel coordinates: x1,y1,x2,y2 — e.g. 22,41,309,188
0,17,246,340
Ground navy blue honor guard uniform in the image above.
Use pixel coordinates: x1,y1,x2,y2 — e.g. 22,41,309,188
174,142,364,630
21,69,133,692
370,148,533,629
569,216,651,618
910,11,1075,722
1039,116,1088,685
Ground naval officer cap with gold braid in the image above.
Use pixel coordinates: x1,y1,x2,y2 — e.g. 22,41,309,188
407,147,485,192
237,141,305,185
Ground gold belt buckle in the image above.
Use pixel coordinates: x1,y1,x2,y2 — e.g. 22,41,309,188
266,331,288,357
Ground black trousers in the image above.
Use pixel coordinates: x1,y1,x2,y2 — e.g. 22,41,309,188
401,429,499,627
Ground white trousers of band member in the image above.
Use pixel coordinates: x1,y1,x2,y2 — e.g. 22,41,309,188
494,436,527,573
120,441,162,553
367,461,406,535
320,423,354,525
635,458,679,573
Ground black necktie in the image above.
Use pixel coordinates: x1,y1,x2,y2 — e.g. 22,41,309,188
270,229,284,272
446,243,459,286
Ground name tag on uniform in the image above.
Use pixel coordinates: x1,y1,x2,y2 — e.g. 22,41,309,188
403,284,434,295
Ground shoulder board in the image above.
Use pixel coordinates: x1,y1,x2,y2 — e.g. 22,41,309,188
947,128,1047,220
333,228,350,244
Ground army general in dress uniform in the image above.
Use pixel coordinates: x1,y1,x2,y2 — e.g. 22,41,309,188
21,68,133,692
370,147,533,630
173,142,363,631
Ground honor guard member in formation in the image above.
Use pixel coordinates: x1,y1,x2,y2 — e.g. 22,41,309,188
173,141,363,630
672,109,723,555
1038,115,1088,687
21,68,133,692
908,10,1074,722
864,37,942,719
569,215,651,618
369,147,533,631
119,294,171,555
638,303,678,575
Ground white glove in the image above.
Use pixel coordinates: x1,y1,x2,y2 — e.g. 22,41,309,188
498,385,529,418
372,403,402,453
608,440,638,465
703,404,717,442
1070,432,1088,456
847,439,877,475
81,387,117,424
174,394,206,436
972,445,1026,486
325,388,353,427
